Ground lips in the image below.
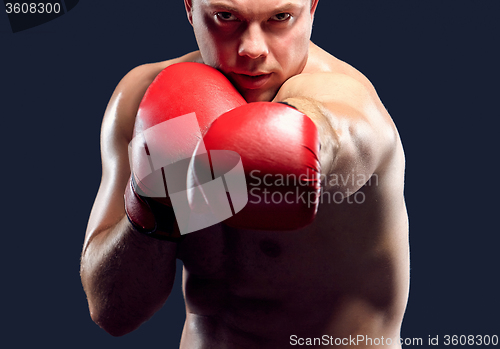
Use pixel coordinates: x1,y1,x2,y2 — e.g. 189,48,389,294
230,72,272,90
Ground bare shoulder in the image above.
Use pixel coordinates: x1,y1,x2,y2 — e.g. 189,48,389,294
278,61,391,129
101,51,203,148
118,51,203,96
283,42,396,131
305,42,378,95
307,43,405,176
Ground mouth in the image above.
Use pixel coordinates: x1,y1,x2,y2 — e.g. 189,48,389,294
229,72,273,90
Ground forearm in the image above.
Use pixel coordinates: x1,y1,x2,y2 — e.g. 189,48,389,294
80,215,177,336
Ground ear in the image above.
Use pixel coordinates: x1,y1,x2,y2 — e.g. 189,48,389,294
310,0,319,22
185,0,194,25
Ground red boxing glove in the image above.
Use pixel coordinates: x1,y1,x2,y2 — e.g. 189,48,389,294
193,102,321,231
125,62,246,240
133,62,246,137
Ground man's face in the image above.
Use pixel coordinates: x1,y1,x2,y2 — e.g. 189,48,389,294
186,0,317,102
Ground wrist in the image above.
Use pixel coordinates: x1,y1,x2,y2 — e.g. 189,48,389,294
280,97,338,176
124,177,184,242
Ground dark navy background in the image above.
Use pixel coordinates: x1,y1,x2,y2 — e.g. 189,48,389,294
1,1,498,347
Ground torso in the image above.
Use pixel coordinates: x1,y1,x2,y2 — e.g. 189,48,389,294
177,155,408,348
130,43,409,348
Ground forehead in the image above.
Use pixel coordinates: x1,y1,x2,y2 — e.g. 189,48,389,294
197,0,310,9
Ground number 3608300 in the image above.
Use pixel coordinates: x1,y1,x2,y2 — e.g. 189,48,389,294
5,3,61,14
444,335,498,346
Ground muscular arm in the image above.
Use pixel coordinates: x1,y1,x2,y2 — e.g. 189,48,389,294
273,72,399,193
80,62,179,336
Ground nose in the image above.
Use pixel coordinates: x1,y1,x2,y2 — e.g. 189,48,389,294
238,23,269,59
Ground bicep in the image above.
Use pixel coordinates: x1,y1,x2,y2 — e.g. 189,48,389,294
84,65,161,249
83,106,132,250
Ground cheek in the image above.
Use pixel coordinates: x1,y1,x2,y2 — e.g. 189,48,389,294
194,15,235,67
200,39,233,68
273,33,309,70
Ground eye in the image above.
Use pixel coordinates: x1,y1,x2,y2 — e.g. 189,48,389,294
270,13,291,22
216,12,238,21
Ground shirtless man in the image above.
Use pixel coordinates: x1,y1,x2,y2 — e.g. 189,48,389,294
80,0,409,348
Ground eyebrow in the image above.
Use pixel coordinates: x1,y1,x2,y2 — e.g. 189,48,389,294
207,2,239,12
207,1,301,14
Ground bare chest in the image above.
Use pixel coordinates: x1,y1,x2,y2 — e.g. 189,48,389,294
176,185,404,301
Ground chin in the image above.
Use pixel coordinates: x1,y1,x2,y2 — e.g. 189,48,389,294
240,87,279,103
